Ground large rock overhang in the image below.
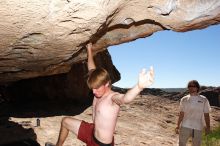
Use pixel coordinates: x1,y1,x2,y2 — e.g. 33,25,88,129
0,0,220,83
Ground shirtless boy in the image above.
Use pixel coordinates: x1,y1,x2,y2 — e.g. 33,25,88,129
46,43,154,146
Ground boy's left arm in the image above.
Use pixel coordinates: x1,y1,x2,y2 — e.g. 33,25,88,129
112,67,154,105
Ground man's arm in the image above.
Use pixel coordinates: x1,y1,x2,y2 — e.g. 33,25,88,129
175,111,184,134
204,113,211,135
112,67,154,105
86,43,96,71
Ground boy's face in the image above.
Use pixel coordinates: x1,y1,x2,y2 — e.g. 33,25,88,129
92,82,109,98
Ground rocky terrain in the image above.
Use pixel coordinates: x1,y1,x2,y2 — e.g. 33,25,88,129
0,91,219,146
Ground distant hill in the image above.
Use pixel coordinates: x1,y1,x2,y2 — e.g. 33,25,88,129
112,86,220,107
160,88,186,93
112,86,186,93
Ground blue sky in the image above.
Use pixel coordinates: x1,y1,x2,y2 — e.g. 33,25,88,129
109,24,220,88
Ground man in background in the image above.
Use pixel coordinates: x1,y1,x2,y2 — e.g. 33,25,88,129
175,80,211,146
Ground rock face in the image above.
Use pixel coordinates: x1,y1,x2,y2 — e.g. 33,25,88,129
200,87,220,107
0,0,220,83
1,0,220,102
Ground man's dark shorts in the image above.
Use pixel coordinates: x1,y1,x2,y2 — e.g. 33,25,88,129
77,121,114,146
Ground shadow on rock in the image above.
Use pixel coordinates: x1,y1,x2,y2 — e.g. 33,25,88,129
0,93,93,118
0,117,40,145
0,93,93,145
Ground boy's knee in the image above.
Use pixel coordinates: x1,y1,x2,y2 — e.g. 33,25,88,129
61,117,70,126
61,117,78,127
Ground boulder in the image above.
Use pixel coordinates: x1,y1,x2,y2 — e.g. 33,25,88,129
200,87,220,107
0,0,220,83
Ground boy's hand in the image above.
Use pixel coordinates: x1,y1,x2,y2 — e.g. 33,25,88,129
86,42,93,51
175,127,179,134
138,66,154,89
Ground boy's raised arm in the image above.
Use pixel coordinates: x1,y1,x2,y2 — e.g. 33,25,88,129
112,67,154,105
86,43,96,71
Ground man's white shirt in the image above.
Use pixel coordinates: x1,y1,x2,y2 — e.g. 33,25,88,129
180,95,211,130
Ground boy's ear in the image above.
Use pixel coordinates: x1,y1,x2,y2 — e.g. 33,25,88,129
105,82,110,87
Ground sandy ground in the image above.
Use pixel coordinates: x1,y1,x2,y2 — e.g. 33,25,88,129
0,95,219,146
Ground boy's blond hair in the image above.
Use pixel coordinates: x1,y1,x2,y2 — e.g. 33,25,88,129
87,68,111,89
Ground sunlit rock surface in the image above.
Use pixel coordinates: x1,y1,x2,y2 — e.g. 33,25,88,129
0,0,220,83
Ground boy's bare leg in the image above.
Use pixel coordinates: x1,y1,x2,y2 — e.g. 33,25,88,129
56,117,82,146
56,125,68,146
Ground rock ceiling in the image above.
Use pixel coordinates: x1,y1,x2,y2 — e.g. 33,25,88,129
0,0,220,83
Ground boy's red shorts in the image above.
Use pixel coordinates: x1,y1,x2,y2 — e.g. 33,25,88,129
77,121,114,146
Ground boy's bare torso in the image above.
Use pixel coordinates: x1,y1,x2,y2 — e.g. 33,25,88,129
94,91,121,143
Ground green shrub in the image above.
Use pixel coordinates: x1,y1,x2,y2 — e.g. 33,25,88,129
202,125,220,146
